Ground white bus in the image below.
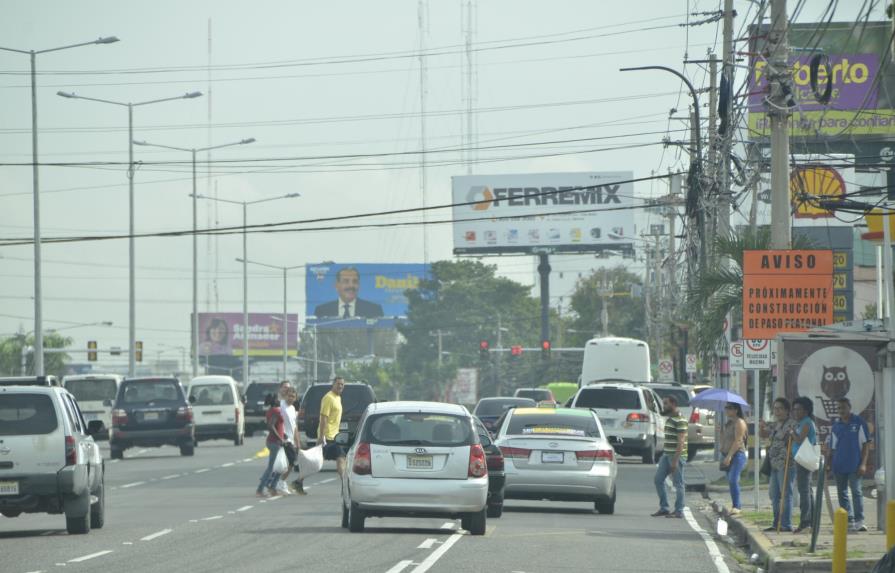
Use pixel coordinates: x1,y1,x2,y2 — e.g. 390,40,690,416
579,337,651,387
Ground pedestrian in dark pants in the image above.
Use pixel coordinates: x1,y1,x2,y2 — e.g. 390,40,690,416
720,402,748,516
256,400,285,498
760,397,796,532
826,398,872,532
651,395,688,519
792,396,817,534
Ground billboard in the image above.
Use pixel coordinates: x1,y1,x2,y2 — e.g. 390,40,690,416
305,263,429,328
747,21,895,141
196,312,298,357
451,172,636,255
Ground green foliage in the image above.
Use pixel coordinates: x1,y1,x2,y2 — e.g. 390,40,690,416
564,266,645,348
0,332,74,378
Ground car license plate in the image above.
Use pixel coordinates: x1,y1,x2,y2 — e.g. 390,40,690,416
0,481,19,495
541,452,564,464
143,412,159,421
406,455,433,469
339,422,348,430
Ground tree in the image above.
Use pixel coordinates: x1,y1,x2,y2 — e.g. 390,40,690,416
564,266,645,348
0,331,74,377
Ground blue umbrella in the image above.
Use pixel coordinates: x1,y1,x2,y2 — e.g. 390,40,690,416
689,388,751,411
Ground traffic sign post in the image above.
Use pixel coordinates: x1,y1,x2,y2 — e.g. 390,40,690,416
729,341,744,371
685,354,697,374
744,339,771,370
657,358,674,382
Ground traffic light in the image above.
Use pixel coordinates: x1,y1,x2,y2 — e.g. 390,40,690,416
510,345,523,359
87,341,97,362
478,340,490,360
135,341,143,362
541,339,551,359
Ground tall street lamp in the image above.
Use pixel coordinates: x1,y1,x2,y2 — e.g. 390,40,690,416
0,36,120,376
196,193,299,384
237,259,302,380
133,137,256,378
57,89,203,377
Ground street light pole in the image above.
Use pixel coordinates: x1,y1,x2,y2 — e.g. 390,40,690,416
57,89,202,377
0,36,119,376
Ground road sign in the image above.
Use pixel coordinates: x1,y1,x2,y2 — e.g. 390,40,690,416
729,341,744,371
744,339,771,370
657,358,674,382
685,354,697,374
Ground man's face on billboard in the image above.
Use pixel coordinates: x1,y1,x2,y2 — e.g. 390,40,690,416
336,270,359,303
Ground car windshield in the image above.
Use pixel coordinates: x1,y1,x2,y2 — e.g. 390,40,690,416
365,412,474,446
474,398,535,416
0,394,58,435
650,387,691,407
190,384,233,406
65,379,117,402
575,388,641,409
506,411,600,438
120,381,181,404
246,383,279,402
516,389,551,401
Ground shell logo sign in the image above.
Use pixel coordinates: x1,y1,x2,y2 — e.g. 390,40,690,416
789,166,846,218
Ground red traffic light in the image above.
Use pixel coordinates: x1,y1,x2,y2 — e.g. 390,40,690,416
479,340,490,350
541,340,551,351
510,345,523,356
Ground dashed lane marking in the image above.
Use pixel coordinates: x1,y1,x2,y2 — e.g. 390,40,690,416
317,477,337,484
161,474,180,480
384,560,415,573
410,533,462,573
417,538,437,549
682,507,731,573
194,468,210,474
237,505,253,512
221,463,234,467
68,550,113,563
140,529,172,542
242,457,253,462
122,542,133,545
201,515,223,521
439,522,455,530
119,481,145,489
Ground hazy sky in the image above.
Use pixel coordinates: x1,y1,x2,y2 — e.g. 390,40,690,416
0,1,877,366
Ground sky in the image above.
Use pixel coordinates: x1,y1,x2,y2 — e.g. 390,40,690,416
0,0,880,369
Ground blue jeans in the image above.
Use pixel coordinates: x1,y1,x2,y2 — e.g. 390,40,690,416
654,453,685,513
726,451,747,509
257,441,282,493
834,472,864,524
795,465,814,528
769,466,795,530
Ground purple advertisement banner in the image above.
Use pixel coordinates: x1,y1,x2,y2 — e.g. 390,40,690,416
196,312,298,356
749,54,879,111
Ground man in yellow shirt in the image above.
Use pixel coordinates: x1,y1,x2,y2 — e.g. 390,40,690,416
318,377,346,476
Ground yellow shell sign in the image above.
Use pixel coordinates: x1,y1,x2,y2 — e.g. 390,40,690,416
789,166,846,218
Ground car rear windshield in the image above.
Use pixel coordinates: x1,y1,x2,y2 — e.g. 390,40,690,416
189,384,233,406
246,383,280,402
119,381,182,404
364,412,474,446
0,394,58,435
506,412,600,438
575,388,641,410
474,398,536,416
303,386,374,416
65,379,117,402
515,389,552,401
650,387,691,407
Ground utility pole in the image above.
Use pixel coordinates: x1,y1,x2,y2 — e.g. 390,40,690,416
768,0,791,249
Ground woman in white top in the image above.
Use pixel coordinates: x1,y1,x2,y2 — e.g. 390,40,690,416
276,387,300,495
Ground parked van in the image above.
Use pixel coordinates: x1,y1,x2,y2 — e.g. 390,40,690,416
186,375,245,446
62,374,123,440
580,337,651,386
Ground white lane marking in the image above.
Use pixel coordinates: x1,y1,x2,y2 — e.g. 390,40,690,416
417,538,437,549
237,505,253,512
221,462,234,467
317,477,337,484
201,515,223,521
242,457,253,462
189,519,198,523
194,468,210,474
120,481,145,489
411,533,462,573
140,528,172,541
68,550,113,563
55,564,66,567
24,570,45,573
682,507,731,573
266,495,283,502
439,522,455,529
122,542,133,545
161,474,180,480
384,560,415,573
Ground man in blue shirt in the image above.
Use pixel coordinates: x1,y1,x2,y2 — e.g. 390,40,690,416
825,398,872,532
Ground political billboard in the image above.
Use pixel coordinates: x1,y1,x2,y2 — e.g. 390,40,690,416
305,263,429,329
451,172,636,255
195,312,298,357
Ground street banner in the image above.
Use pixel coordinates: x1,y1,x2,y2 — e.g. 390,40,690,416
445,368,479,405
742,250,834,339
195,312,298,357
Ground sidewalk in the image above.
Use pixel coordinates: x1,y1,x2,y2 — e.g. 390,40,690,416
686,460,890,573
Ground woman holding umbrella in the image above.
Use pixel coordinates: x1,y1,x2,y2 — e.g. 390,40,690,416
720,402,748,516
760,397,797,532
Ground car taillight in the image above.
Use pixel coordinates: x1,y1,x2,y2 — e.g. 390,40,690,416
626,412,648,423
689,410,700,424
576,449,614,461
468,444,487,478
353,442,372,475
177,406,193,423
65,436,77,466
112,408,128,426
499,446,532,460
486,452,504,472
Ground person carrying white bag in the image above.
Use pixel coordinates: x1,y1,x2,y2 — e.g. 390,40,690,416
791,396,818,534
292,444,325,494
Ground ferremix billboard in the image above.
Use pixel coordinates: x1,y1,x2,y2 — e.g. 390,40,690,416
195,312,298,357
451,172,636,255
305,263,429,328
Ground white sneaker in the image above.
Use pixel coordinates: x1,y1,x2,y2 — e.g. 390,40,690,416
275,480,292,495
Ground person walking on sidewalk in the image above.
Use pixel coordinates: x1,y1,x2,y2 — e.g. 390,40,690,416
720,402,748,516
256,398,285,497
826,397,872,532
651,395,688,519
760,397,797,532
792,396,817,533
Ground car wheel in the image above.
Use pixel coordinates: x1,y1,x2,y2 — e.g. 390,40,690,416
180,444,195,456
1,510,22,518
341,502,349,529
110,448,123,460
65,492,91,535
348,502,365,533
90,480,105,530
641,440,655,464
463,508,487,536
486,503,503,518
595,488,616,515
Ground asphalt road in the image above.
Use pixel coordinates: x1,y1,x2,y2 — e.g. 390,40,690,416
0,438,738,573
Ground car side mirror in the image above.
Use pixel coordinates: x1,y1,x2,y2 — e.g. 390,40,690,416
189,395,196,404
103,399,113,407
334,431,352,446
86,420,104,436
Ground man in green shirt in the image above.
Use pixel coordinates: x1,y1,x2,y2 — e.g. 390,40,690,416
652,394,688,518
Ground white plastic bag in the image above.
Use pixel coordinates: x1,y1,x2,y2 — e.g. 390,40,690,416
295,445,324,480
271,447,288,474
794,438,820,471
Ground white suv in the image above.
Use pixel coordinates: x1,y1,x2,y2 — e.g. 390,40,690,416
0,385,106,534
570,383,666,464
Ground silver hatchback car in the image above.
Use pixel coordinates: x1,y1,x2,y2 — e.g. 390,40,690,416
339,401,489,534
494,407,618,514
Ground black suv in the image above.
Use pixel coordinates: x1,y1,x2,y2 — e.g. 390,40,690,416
109,377,195,459
298,382,376,445
243,382,281,436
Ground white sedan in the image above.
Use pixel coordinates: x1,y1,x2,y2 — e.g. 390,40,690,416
338,401,489,535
